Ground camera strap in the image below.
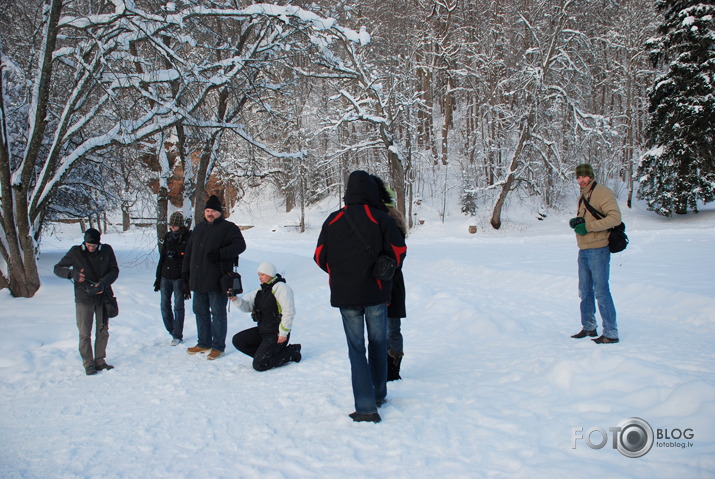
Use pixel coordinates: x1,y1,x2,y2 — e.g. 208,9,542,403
342,207,377,258
578,182,604,220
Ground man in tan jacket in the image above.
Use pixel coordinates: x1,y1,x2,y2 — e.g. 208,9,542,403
569,164,621,344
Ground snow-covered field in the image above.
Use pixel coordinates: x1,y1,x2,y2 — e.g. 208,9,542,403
1,198,714,478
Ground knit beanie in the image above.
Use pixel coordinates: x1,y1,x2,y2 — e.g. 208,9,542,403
575,164,595,178
84,228,101,244
205,195,223,213
169,211,184,227
257,262,277,278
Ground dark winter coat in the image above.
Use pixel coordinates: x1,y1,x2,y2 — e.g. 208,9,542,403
156,228,191,281
182,216,246,293
314,170,407,308
252,276,286,335
54,243,120,304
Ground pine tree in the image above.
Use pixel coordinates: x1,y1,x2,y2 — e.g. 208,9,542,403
637,1,715,215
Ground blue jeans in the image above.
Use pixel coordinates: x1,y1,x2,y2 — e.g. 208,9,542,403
387,317,403,355
340,304,387,414
160,277,185,340
578,246,618,338
193,291,228,351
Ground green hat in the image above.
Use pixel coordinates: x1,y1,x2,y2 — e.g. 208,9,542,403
576,164,594,178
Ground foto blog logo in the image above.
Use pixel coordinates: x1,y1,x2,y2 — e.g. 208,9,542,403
572,417,653,458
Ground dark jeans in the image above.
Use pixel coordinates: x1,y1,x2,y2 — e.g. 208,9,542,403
340,304,387,414
192,291,228,351
160,277,185,340
232,327,293,371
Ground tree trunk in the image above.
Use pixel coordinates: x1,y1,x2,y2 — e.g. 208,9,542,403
490,115,532,229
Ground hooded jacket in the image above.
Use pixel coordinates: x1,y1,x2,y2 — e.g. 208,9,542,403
314,171,407,308
576,181,622,250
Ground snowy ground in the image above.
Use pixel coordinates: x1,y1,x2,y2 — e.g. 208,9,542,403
1,198,714,478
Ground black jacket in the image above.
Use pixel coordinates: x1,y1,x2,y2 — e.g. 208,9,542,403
54,243,120,304
156,228,191,281
182,216,246,293
314,170,407,308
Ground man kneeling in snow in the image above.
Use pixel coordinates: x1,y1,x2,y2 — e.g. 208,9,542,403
229,262,301,371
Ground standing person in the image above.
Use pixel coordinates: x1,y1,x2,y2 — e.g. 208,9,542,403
371,176,408,381
314,170,407,423
54,228,120,375
229,262,302,371
154,211,191,346
183,195,246,360
569,163,622,344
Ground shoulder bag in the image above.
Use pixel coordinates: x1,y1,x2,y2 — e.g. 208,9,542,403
580,195,629,254
343,209,397,281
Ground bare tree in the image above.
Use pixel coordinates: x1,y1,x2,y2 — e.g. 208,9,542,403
0,0,368,297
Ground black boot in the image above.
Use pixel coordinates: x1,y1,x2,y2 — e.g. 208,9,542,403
387,352,402,381
287,344,302,363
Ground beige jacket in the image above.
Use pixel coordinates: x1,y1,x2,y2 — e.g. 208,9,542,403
576,181,622,250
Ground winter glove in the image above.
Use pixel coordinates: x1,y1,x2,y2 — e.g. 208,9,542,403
574,222,588,235
569,217,585,229
71,268,84,282
182,283,191,300
206,250,221,263
153,278,160,292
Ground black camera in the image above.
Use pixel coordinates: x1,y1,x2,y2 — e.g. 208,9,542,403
167,249,177,260
221,272,243,297
84,281,104,295
569,217,585,228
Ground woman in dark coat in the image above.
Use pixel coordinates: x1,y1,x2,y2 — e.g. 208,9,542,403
372,175,407,381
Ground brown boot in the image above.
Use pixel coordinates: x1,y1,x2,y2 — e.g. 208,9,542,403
187,345,211,355
207,349,224,360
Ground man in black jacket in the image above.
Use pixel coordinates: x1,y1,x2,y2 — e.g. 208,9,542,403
314,170,406,423
54,228,120,375
154,211,191,346
183,195,246,360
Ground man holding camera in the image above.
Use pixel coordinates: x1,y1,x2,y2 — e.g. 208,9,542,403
183,195,246,360
154,211,192,346
569,163,621,344
54,228,120,375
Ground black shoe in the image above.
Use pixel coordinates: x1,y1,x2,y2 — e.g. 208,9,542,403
592,335,619,344
571,329,597,339
349,412,381,423
85,367,97,376
287,344,302,363
95,360,114,370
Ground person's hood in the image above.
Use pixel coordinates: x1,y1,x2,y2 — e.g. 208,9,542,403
343,170,382,209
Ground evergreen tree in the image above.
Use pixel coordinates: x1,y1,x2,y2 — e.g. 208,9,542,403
638,1,715,215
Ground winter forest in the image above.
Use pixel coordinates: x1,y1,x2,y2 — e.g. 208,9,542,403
1,0,714,298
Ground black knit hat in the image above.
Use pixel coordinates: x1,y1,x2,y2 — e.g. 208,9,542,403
205,195,222,213
84,228,101,244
